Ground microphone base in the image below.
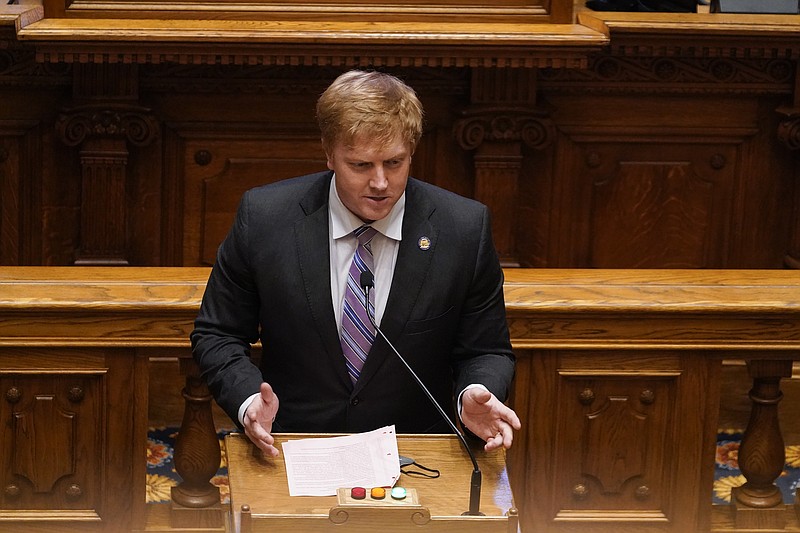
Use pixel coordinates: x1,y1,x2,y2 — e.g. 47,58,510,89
461,511,486,516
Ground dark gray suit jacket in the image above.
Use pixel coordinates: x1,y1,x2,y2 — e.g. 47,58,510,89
191,171,515,434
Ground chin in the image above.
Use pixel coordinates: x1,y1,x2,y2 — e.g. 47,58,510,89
359,208,389,222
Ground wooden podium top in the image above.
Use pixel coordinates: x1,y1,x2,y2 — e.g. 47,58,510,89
225,432,517,533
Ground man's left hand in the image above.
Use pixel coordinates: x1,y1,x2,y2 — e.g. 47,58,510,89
461,387,521,451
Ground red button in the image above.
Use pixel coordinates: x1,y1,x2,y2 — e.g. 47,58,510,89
351,487,366,500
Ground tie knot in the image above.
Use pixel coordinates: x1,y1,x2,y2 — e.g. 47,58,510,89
354,225,378,246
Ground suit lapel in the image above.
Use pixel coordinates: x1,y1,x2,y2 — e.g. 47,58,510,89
355,179,437,391
295,172,353,390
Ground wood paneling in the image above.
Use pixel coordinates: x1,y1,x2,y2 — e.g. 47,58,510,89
2,267,800,532
550,137,741,268
2,6,800,529
179,134,327,266
0,268,207,531
2,9,800,270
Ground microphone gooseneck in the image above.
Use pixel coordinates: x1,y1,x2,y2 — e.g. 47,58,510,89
359,270,483,516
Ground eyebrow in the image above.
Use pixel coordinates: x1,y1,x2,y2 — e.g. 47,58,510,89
345,151,409,163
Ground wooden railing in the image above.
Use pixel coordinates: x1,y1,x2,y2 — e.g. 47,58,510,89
0,267,799,532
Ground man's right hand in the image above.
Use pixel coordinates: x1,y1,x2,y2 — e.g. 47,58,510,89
243,382,280,456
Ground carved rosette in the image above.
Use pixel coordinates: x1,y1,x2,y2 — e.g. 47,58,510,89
454,108,554,152
56,105,159,148
777,114,800,152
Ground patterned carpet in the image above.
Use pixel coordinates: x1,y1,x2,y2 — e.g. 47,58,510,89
713,429,800,504
146,426,800,505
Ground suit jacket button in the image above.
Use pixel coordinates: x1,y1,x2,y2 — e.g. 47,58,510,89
351,397,360,406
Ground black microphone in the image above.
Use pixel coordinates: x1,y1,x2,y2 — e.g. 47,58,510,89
359,270,483,516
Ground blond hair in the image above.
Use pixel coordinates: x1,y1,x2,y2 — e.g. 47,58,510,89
317,70,423,155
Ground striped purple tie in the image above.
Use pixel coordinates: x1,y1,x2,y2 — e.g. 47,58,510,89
341,225,378,384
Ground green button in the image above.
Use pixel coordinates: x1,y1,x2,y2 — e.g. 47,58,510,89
390,487,407,500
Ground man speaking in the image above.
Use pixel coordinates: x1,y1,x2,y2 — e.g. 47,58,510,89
191,69,521,458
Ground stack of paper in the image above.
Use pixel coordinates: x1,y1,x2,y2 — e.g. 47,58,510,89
282,425,401,496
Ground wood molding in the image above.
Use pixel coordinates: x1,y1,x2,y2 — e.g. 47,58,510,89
578,11,800,59
539,55,796,94
17,20,605,68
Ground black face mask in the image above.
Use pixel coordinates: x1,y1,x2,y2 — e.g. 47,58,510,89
585,0,698,11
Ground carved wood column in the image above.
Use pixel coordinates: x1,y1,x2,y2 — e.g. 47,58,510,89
777,59,800,269
731,359,793,529
454,68,554,267
55,64,158,266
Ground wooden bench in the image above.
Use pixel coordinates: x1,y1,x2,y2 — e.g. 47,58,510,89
1,267,799,532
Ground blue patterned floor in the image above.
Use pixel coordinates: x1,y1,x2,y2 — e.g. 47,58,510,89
713,429,800,504
146,426,800,505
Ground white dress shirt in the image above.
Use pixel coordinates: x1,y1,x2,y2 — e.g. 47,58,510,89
328,174,403,330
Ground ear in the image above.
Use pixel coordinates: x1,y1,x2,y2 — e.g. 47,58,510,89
323,140,335,170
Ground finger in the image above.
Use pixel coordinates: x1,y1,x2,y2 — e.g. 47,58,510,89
482,419,515,451
244,410,275,445
260,383,279,411
260,381,276,401
500,422,514,449
244,423,280,457
258,441,280,457
248,433,279,457
501,406,522,430
483,431,504,452
259,382,280,423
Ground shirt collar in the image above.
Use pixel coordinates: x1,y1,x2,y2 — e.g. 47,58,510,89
329,174,405,241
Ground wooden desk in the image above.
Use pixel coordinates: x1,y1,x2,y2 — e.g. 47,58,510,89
225,433,517,533
501,269,800,533
0,267,211,533
2,267,800,532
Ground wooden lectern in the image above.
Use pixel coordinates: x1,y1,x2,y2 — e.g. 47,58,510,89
226,433,518,533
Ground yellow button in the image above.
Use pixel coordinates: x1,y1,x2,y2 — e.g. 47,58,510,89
370,487,386,499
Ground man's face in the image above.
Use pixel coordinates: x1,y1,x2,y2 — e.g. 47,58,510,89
327,135,412,223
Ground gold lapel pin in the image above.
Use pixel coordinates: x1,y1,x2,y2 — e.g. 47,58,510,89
418,236,431,250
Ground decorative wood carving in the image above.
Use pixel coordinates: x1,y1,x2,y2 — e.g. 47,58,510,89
777,62,800,269
554,370,674,521
454,107,554,151
583,395,648,494
55,103,158,265
539,56,795,94
56,105,158,149
18,18,601,70
12,394,75,493
0,371,103,521
5,7,800,270
777,114,800,151
454,68,554,266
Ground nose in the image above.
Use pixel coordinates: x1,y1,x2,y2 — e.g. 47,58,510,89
370,165,389,190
